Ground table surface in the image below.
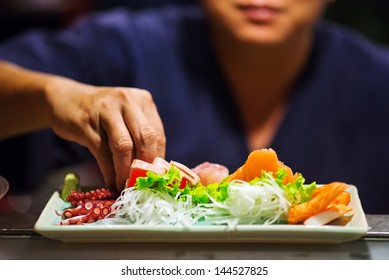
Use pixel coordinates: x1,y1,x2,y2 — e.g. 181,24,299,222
1,163,388,260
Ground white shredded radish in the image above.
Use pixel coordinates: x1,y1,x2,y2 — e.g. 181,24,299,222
105,187,196,226
225,174,291,225
97,173,291,226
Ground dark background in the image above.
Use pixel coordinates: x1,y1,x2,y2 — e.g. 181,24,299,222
0,0,389,45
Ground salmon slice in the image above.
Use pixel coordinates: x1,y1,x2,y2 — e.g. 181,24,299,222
227,148,297,184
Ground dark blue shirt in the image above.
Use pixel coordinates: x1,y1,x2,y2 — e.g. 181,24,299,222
1,5,389,213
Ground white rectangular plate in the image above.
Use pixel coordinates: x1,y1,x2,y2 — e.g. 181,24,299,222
34,186,369,243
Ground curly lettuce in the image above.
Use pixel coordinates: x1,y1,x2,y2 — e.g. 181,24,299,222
274,168,316,205
133,165,315,208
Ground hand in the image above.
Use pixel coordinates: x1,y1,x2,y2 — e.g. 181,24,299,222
45,77,166,191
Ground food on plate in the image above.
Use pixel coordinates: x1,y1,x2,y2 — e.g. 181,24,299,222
66,187,117,207
287,182,352,224
56,148,355,227
56,198,116,225
126,159,167,188
191,162,229,186
60,172,81,201
56,172,117,225
170,160,201,188
56,187,117,225
226,148,297,184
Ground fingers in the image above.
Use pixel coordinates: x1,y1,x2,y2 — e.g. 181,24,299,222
82,123,116,188
93,140,116,188
143,99,166,159
123,89,166,162
97,88,166,190
100,110,135,190
80,87,166,191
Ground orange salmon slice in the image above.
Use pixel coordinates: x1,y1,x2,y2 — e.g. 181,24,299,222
227,148,297,184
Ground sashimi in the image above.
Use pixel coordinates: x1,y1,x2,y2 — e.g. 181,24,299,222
227,148,297,184
170,160,200,188
153,157,172,173
126,159,166,188
191,162,229,186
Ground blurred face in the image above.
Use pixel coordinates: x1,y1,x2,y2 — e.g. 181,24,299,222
201,0,330,45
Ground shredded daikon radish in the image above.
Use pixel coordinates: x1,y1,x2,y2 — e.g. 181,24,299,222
105,187,196,226
225,174,291,225
98,172,291,226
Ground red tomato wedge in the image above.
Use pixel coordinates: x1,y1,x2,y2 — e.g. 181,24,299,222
126,159,166,188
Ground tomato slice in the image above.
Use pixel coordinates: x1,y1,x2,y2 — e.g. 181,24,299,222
126,159,166,188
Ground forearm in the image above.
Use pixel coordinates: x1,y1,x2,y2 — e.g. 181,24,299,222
0,60,57,139
0,60,166,189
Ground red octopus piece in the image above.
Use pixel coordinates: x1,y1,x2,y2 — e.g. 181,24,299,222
60,213,92,225
58,187,118,225
58,198,116,225
67,188,118,206
57,199,116,219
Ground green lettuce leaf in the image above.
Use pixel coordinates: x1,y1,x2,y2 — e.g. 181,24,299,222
274,168,316,205
134,166,190,198
189,181,229,204
134,165,230,205
134,164,315,207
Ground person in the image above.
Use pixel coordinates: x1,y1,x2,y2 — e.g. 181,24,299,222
0,0,388,214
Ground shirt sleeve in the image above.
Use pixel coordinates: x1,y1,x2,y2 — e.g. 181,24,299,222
0,8,136,86
0,9,139,192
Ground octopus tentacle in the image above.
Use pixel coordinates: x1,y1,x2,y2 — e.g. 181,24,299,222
67,188,118,206
58,198,116,225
